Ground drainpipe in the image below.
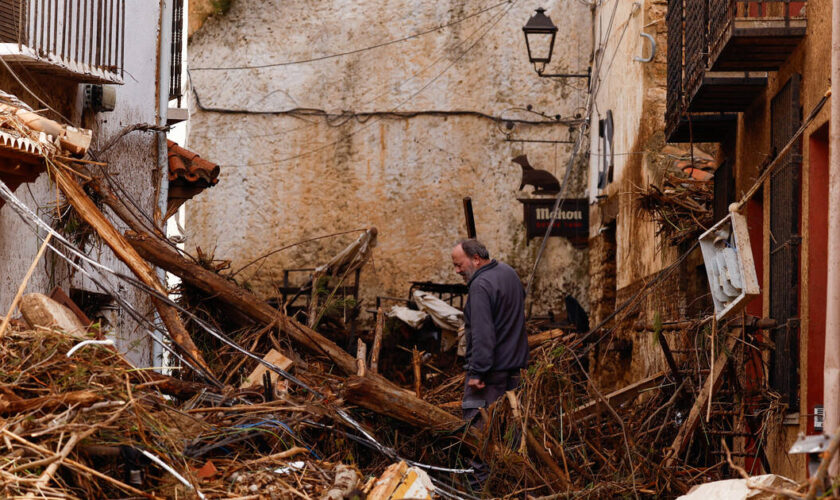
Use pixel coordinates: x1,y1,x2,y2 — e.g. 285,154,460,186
824,0,840,474
153,0,173,372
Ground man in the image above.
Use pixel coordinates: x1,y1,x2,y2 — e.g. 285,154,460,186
451,239,528,425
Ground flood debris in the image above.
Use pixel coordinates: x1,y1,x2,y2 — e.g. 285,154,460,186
638,171,713,246
1,97,837,500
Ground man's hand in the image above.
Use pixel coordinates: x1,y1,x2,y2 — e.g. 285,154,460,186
467,377,485,389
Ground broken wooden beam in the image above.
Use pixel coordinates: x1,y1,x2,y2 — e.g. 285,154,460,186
51,165,214,378
124,229,488,449
341,375,462,431
124,229,358,375
566,371,666,423
527,329,573,348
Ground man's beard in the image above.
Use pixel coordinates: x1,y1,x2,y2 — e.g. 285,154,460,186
459,264,476,283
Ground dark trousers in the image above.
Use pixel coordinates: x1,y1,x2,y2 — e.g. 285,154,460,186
461,370,521,426
461,370,521,493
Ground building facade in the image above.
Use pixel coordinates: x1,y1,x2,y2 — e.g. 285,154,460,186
591,0,829,480
0,1,185,367
185,0,595,320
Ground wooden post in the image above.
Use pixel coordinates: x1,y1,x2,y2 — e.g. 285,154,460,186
665,331,739,467
370,307,384,374
412,348,422,398
356,338,367,377
50,165,214,378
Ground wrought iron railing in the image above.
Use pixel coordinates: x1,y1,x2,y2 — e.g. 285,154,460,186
0,0,124,79
666,0,806,140
169,0,183,102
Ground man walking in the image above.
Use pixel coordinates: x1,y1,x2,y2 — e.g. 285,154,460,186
451,239,528,425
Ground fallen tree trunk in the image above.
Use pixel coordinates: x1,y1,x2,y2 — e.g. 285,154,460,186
125,230,358,375
342,375,462,431
51,165,214,378
123,230,481,441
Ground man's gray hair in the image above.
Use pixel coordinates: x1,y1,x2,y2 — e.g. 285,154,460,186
456,238,490,260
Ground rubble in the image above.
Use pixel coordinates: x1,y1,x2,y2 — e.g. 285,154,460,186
1,96,838,500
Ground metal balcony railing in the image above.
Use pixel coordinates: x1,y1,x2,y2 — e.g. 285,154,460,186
0,0,124,83
666,0,806,141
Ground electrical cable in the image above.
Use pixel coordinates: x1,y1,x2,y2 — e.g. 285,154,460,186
190,0,511,71
0,56,76,126
0,180,219,385
0,177,477,478
188,0,525,150
216,1,516,169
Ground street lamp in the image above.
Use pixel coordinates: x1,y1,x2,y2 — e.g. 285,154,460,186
522,8,557,73
522,7,590,84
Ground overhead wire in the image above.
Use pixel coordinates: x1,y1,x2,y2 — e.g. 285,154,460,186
0,176,476,477
189,0,525,153
216,0,517,169
190,0,512,71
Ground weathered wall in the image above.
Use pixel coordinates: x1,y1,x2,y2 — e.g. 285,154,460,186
585,0,701,386
731,0,832,479
0,3,164,367
588,0,678,292
186,0,594,318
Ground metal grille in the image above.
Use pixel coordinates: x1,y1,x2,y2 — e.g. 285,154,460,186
713,161,734,223
708,0,733,62
769,74,802,406
683,0,707,102
0,0,124,77
169,0,184,103
665,0,683,139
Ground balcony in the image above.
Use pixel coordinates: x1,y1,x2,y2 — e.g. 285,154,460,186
666,0,806,143
0,0,124,84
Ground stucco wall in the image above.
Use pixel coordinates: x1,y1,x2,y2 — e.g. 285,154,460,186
0,2,164,367
186,0,594,318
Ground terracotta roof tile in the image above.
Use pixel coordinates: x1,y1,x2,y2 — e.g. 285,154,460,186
167,140,220,187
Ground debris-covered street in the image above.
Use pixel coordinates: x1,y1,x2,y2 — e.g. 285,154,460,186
0,0,839,498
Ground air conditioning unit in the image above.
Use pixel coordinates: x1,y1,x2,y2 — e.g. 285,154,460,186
698,211,760,320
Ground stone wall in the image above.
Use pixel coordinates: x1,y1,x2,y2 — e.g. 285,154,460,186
186,0,594,320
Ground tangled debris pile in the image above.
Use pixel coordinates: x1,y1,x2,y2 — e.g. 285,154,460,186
0,323,341,499
2,95,838,500
638,172,714,246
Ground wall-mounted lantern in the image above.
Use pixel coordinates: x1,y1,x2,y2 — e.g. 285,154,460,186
523,8,590,85
522,8,557,73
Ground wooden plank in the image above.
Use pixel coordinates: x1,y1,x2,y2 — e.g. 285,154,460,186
665,331,740,467
566,371,666,423
240,349,293,388
367,461,407,500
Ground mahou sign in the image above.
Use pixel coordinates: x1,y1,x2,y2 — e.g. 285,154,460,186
518,198,588,246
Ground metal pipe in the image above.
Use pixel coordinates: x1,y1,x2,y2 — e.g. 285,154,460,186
152,0,173,372
824,0,840,475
